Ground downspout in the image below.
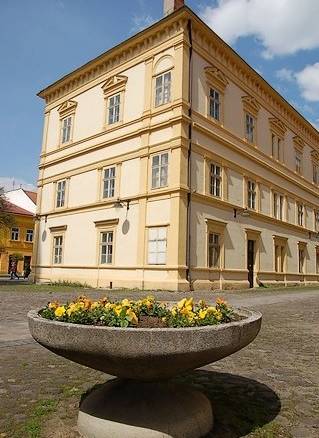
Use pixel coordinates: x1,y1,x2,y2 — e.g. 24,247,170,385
186,18,193,290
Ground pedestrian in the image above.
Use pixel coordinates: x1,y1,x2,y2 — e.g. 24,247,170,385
24,266,31,279
10,259,19,280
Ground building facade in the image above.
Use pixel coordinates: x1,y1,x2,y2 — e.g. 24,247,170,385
34,4,319,290
0,198,36,275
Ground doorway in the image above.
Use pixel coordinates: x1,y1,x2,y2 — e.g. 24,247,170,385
247,240,255,288
23,256,31,273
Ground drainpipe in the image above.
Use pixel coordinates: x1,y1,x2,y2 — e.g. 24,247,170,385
186,18,193,290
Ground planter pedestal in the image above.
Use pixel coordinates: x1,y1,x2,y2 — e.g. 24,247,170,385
78,379,213,438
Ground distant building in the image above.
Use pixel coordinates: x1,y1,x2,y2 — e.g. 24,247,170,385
0,190,37,275
34,1,319,290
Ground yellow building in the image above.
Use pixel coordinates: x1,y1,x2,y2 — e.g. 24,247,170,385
0,200,35,275
34,1,319,290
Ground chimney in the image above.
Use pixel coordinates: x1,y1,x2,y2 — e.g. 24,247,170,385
163,0,184,16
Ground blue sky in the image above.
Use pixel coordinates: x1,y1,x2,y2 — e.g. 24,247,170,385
1,0,319,190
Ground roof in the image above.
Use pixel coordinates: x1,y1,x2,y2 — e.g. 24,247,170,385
3,200,34,217
24,190,37,204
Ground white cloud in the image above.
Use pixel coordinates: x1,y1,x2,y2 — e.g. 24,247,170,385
0,177,36,192
275,68,295,82
295,63,319,102
201,0,319,58
131,14,155,33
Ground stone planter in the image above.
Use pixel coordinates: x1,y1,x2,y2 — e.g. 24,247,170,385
28,307,262,438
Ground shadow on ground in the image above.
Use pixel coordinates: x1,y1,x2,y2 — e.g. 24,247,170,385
173,370,281,438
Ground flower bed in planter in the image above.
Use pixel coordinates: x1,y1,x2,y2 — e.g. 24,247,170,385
40,295,234,328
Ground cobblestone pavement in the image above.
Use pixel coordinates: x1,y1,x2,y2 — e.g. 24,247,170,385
0,285,318,437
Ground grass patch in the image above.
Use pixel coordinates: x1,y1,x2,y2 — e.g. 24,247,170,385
23,399,57,438
250,422,292,438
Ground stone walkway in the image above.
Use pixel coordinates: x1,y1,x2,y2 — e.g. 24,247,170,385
0,285,318,437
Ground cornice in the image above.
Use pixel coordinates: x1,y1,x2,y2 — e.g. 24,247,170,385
293,135,304,151
204,66,228,92
311,150,319,163
38,10,189,104
102,75,128,95
58,100,78,118
269,117,286,138
242,95,260,117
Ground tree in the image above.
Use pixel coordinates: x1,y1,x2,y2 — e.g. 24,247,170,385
0,187,14,229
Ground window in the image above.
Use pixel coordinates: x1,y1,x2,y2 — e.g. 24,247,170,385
148,227,167,265
210,164,222,197
61,116,72,144
53,236,63,264
271,133,281,161
295,150,302,174
273,193,284,220
298,247,305,273
100,231,113,264
245,113,255,143
11,227,19,241
208,233,220,268
274,242,286,273
316,248,319,274
155,72,171,107
209,88,220,121
103,167,116,198
313,163,318,185
26,229,33,242
56,180,66,208
107,93,121,125
315,211,319,231
151,153,168,189
247,180,256,210
297,203,304,227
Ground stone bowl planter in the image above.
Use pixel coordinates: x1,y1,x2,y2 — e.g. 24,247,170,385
28,307,262,438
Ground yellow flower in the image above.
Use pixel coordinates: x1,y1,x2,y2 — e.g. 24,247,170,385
48,301,59,310
199,309,208,319
55,306,66,318
198,299,206,308
91,301,100,310
114,305,123,316
66,303,77,316
207,306,217,314
216,298,227,306
126,308,138,325
121,299,131,307
177,298,187,309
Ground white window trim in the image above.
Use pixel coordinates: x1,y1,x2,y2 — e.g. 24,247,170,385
99,230,114,265
147,226,167,265
55,179,67,209
102,166,116,199
52,234,64,265
11,227,19,241
210,162,222,198
154,70,172,108
25,229,34,243
151,152,169,190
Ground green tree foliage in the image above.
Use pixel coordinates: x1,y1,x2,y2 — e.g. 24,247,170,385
0,187,14,230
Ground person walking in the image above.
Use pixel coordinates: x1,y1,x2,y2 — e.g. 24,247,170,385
10,259,19,280
23,266,31,279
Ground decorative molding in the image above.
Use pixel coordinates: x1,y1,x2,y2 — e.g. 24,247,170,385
57,100,77,118
94,218,119,227
49,225,67,232
311,150,319,163
204,66,228,92
293,135,304,151
242,95,260,117
272,234,288,242
102,75,128,96
269,117,286,138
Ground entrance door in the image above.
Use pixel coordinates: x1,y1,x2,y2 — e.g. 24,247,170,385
247,240,255,288
23,256,31,272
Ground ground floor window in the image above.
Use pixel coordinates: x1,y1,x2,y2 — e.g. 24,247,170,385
53,236,63,264
274,240,286,273
208,233,220,268
316,248,319,274
100,231,114,264
298,247,305,274
148,227,167,265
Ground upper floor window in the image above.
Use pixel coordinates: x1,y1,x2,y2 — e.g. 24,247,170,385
273,192,284,221
148,227,167,265
295,150,302,174
297,203,304,227
56,180,66,208
313,163,319,185
100,231,114,264
209,89,220,121
103,167,116,198
247,180,256,210
11,227,19,241
245,113,255,143
210,164,222,197
155,72,171,107
151,153,168,189
26,229,34,242
315,211,319,231
61,116,72,144
53,235,63,264
208,233,220,268
271,134,282,161
107,93,121,125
